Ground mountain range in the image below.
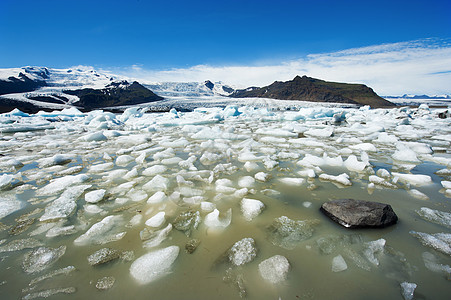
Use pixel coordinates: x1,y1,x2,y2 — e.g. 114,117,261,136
2,66,447,113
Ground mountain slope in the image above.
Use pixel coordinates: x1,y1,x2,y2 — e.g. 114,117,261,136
0,66,164,113
230,75,394,107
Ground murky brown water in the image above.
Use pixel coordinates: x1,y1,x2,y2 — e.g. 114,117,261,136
0,111,450,300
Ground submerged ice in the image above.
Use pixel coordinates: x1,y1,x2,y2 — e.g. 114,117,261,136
0,103,450,299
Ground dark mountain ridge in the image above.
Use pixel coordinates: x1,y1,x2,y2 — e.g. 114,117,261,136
230,75,395,107
65,81,163,109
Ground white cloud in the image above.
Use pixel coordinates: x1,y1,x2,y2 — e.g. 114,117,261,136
115,38,451,95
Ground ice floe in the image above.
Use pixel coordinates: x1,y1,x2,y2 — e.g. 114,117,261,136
129,246,179,284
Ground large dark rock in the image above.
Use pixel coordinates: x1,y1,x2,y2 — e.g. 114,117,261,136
320,199,398,228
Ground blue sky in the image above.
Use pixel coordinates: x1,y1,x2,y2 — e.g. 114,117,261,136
1,0,450,94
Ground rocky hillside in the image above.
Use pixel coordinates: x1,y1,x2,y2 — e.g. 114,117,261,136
230,75,395,107
66,81,163,109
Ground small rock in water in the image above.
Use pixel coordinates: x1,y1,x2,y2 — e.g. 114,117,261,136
95,276,115,290
87,248,121,266
400,282,417,300
267,216,320,250
332,255,348,272
185,239,201,254
258,255,290,284
130,246,179,284
227,238,257,266
22,246,66,273
320,199,398,228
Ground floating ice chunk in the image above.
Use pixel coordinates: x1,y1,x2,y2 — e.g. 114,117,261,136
410,231,451,255
344,155,368,172
142,165,167,176
297,169,316,178
37,174,89,196
319,173,352,186
375,132,398,144
364,238,385,266
238,151,264,162
258,255,290,284
89,162,114,173
442,181,451,189
304,127,334,138
289,138,326,148
38,154,73,168
178,155,197,171
392,172,432,187
142,224,173,248
332,255,347,272
46,225,76,238
278,177,305,186
417,207,451,228
216,178,236,194
349,143,377,152
392,143,420,163
28,265,76,287
238,176,255,188
263,157,278,170
147,191,167,204
85,189,106,204
116,155,134,166
200,201,216,212
368,175,397,188
255,172,270,182
268,216,320,250
153,148,175,160
241,198,265,221
22,246,66,273
96,276,115,290
145,212,166,228
228,238,257,266
243,161,259,172
143,175,169,192
0,238,43,253
400,282,417,300
40,185,91,222
376,168,391,178
200,152,223,165
87,247,120,266
84,131,107,142
408,189,429,200
0,197,23,220
22,287,76,300
129,214,143,227
74,215,125,246
130,246,179,284
255,128,297,137
204,209,232,229
160,138,189,148
422,251,451,276
260,136,287,144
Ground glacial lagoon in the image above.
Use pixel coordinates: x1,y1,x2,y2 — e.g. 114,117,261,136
0,104,450,299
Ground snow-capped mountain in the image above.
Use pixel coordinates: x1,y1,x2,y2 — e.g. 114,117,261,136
0,66,162,113
145,80,235,98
